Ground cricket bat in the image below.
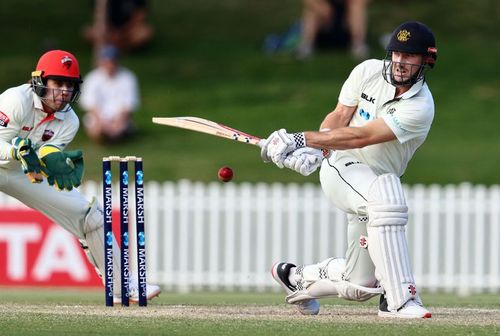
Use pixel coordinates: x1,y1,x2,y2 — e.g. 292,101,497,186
152,117,263,147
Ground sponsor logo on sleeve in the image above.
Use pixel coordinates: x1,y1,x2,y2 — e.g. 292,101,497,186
358,108,371,120
0,111,10,127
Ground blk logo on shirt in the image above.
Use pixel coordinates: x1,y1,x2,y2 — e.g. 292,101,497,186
361,92,375,104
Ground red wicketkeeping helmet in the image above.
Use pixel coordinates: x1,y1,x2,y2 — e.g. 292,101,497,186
33,50,82,82
31,50,82,104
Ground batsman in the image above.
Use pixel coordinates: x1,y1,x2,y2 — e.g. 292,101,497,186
0,49,160,303
261,21,437,318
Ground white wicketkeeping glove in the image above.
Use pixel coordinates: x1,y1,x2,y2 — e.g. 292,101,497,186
260,129,306,168
283,147,324,176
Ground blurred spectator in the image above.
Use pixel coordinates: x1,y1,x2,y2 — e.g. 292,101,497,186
82,0,154,52
264,0,370,60
79,45,140,144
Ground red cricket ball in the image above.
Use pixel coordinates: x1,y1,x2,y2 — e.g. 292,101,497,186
218,166,233,182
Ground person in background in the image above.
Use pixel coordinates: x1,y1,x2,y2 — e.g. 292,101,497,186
82,0,154,52
264,0,370,60
79,44,140,144
297,0,370,60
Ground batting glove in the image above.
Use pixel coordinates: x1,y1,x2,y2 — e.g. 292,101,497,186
263,129,306,168
283,147,324,176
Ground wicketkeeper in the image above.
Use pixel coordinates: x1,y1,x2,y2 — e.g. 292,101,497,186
260,21,437,318
0,49,160,303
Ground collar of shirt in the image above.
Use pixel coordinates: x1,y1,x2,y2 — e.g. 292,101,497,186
398,80,425,100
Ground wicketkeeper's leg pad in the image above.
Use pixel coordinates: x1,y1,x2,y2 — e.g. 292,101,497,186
82,198,121,292
367,174,417,311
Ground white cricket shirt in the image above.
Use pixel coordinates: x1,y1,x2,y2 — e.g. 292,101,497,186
0,84,79,169
338,59,435,176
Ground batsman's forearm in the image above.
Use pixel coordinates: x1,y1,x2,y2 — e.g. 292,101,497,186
304,128,368,150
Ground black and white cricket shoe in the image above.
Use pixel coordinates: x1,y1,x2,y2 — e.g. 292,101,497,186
378,294,432,318
271,262,320,315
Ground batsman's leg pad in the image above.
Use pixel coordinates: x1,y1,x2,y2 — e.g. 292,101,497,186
296,257,341,289
367,174,417,311
287,258,382,303
299,281,383,303
83,197,121,293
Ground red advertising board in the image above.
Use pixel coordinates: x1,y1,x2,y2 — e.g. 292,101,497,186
0,209,102,287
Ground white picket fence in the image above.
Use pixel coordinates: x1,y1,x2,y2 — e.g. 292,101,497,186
2,181,499,294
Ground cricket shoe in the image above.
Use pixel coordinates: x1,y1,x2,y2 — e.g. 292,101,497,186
113,282,161,304
378,294,432,318
271,262,320,315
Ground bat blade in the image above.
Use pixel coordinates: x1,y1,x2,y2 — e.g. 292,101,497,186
152,117,262,147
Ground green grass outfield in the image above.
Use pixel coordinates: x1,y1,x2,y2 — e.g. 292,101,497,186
0,0,499,184
0,289,498,335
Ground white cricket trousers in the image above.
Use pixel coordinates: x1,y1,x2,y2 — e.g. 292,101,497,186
0,167,90,239
318,151,379,287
